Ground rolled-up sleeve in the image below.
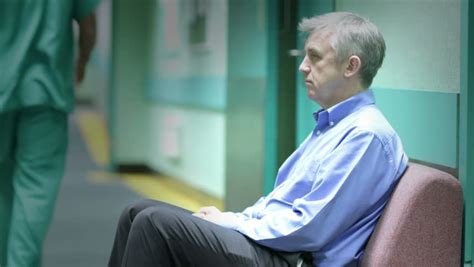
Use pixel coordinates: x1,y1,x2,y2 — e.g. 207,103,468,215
73,0,101,21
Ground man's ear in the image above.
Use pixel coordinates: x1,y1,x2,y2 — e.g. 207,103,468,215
344,56,361,78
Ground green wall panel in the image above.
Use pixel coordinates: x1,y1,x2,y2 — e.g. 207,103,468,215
263,0,278,195
225,0,269,211
111,0,154,167
147,76,226,111
460,0,474,263
227,1,267,78
373,88,457,168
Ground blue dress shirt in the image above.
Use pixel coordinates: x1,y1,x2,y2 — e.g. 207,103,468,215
220,89,408,266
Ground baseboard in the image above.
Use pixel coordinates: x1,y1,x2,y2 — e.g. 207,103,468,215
115,163,158,174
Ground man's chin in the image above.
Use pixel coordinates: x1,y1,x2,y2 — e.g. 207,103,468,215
306,89,317,99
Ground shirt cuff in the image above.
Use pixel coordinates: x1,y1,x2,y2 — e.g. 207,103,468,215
217,212,249,230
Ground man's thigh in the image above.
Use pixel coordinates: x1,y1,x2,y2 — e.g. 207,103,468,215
131,201,294,266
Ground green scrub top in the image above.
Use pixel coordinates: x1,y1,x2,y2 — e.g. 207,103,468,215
0,0,100,113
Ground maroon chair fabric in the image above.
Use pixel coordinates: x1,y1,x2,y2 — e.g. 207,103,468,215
361,163,463,267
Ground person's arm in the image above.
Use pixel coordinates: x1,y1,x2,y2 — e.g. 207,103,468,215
75,13,96,84
223,129,404,252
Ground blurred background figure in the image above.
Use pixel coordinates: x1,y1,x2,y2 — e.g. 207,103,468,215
0,1,99,266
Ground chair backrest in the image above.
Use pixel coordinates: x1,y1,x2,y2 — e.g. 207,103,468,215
361,163,463,267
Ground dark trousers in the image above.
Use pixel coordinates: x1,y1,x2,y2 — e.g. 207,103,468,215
108,199,304,267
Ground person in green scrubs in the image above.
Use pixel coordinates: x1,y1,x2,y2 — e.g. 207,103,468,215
0,1,100,266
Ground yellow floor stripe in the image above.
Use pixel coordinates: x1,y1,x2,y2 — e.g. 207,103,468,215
76,110,110,167
87,170,118,182
87,171,223,212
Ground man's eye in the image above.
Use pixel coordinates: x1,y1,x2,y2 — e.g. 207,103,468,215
307,53,320,61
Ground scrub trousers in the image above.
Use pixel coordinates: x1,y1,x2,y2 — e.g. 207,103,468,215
108,199,312,267
0,106,68,267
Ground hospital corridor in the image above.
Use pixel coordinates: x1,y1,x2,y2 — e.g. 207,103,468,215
1,0,474,266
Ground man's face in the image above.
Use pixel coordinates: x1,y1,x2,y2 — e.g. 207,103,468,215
299,32,346,109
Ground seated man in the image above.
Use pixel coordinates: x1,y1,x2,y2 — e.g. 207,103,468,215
108,12,407,267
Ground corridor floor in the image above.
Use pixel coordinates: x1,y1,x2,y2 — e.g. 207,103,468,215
42,109,222,267
42,111,139,267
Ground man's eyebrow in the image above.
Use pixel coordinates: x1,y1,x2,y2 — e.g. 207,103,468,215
306,47,321,56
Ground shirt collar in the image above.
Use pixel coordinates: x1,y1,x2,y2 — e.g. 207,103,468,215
312,89,376,130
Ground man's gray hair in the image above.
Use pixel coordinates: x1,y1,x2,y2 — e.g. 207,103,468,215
299,12,385,88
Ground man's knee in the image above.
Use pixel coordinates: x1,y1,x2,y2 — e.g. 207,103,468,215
119,199,159,225
131,205,188,238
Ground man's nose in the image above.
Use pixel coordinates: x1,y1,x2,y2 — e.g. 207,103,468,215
299,57,310,74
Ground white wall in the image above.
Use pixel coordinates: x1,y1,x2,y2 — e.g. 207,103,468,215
148,106,225,198
336,0,460,92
